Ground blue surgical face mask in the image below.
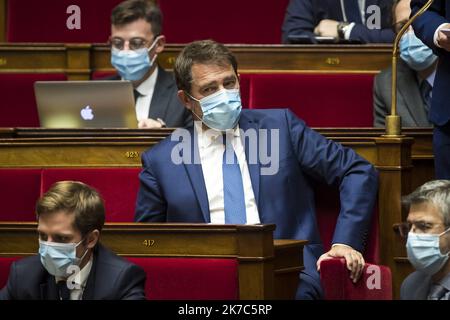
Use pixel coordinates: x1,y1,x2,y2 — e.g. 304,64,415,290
400,31,438,71
406,228,450,275
111,37,160,81
39,239,89,278
187,89,242,131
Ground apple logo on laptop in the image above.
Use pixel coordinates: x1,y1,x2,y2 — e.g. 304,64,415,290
80,106,94,121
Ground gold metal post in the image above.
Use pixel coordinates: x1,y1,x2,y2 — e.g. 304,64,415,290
385,0,434,137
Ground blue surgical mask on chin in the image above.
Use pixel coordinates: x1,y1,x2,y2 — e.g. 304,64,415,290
400,32,438,71
187,89,242,131
406,228,450,275
111,37,160,81
39,239,89,278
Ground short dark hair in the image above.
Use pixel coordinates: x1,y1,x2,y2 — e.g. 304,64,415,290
174,40,238,94
36,181,106,237
111,0,162,36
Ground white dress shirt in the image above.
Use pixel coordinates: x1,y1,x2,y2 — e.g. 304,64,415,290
194,121,260,224
134,68,158,121
56,255,93,300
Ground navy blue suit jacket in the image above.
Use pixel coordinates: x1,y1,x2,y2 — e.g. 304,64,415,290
412,0,450,126
0,244,146,300
282,0,395,43
135,109,378,286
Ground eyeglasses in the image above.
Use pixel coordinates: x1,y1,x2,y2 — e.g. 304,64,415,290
396,221,447,238
109,37,152,51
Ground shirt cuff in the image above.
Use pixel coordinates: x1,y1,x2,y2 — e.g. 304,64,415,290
332,243,353,249
434,23,448,48
344,22,356,40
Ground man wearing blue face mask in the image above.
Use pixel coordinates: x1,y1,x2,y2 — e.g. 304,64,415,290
0,181,146,300
373,0,437,127
108,0,191,129
412,0,450,179
135,40,379,299
400,180,450,300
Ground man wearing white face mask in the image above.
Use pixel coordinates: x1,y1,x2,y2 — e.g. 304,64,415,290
135,40,379,299
108,0,191,129
0,181,146,300
400,180,450,300
373,0,437,127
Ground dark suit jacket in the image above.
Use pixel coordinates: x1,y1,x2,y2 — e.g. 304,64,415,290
0,244,146,300
282,0,395,43
401,271,433,300
109,66,192,128
135,109,378,293
412,0,450,126
373,59,432,127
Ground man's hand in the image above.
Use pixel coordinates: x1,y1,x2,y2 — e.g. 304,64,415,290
317,245,365,283
437,23,450,52
314,19,339,38
138,118,164,129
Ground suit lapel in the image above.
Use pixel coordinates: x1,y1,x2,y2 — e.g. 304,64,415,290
239,112,260,207
182,126,210,222
148,66,171,120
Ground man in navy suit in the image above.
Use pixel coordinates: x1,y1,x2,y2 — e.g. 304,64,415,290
135,40,378,299
282,0,395,43
412,0,450,179
0,181,146,300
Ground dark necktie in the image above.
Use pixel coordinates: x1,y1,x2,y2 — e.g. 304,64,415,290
420,80,432,113
343,0,363,24
133,89,141,103
57,280,71,300
428,283,448,300
222,134,247,224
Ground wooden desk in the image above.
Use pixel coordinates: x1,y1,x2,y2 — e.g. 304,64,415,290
0,222,305,300
0,43,392,80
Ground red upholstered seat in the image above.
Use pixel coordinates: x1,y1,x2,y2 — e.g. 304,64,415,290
126,257,239,300
246,73,375,127
0,73,66,128
159,0,290,44
314,184,379,264
7,0,123,43
41,168,141,222
320,258,392,300
0,169,42,221
0,257,20,289
91,70,117,80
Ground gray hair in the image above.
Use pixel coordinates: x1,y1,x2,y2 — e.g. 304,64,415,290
402,180,450,227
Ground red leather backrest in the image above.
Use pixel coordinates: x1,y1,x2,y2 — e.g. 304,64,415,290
7,0,123,43
0,169,42,221
159,0,290,44
126,257,239,300
41,168,141,222
246,73,375,127
0,73,66,127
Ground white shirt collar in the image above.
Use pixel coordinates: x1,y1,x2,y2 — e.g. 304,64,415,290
135,67,158,96
194,121,240,149
55,254,93,289
426,69,436,87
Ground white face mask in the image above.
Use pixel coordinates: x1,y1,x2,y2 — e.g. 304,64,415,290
39,239,89,278
406,227,450,275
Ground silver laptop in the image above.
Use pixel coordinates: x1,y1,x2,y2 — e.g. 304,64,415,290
34,81,137,128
